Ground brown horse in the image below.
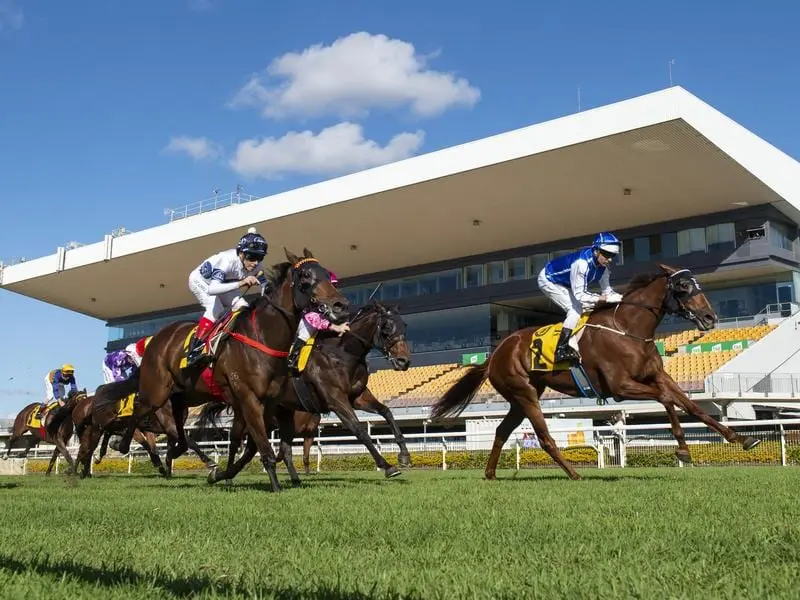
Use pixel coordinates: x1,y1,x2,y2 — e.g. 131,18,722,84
114,248,349,492
2,391,86,475
204,301,413,485
431,264,761,480
49,387,216,478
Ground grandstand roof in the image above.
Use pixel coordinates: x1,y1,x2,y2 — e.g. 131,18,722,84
2,86,799,320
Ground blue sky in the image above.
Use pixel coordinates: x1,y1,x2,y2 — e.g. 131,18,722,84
0,0,798,415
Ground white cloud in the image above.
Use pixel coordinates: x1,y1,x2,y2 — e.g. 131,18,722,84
229,32,480,119
229,122,424,179
163,136,223,161
0,1,23,31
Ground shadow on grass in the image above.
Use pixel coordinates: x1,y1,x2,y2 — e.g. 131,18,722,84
0,553,416,599
0,482,21,490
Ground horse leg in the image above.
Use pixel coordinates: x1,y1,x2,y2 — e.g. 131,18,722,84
238,391,282,492
661,401,692,464
95,432,111,465
303,436,313,474
354,389,412,468
117,402,155,456
134,430,167,477
332,398,400,478
484,400,525,480
277,410,302,487
3,433,21,459
77,425,98,477
45,449,59,476
51,430,77,475
207,409,253,485
658,373,759,449
186,436,217,470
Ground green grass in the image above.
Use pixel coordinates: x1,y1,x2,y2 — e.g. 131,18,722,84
1,468,799,599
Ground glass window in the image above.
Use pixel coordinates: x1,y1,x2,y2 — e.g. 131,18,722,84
552,248,576,259
661,232,678,258
706,223,735,253
634,237,651,262
465,265,484,288
487,261,505,284
418,274,438,296
381,281,401,300
437,269,461,293
770,222,795,253
677,228,706,255
506,257,526,281
400,279,418,297
404,304,491,353
528,253,549,278
622,239,636,264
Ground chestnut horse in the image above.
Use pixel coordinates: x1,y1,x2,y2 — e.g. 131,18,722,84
202,301,413,485
2,391,86,475
113,248,349,492
431,264,761,480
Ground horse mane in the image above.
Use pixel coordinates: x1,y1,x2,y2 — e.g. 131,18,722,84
263,261,292,294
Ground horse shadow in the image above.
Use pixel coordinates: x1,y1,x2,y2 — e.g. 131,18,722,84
0,554,402,599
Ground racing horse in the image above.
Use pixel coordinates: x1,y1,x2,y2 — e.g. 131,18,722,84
201,301,413,485
431,264,761,480
112,248,349,492
2,391,86,475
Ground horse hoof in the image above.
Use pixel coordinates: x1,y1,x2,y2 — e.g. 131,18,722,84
206,462,218,471
158,467,168,478
675,450,693,464
384,466,402,478
570,474,583,481
398,454,412,468
291,479,302,488
743,436,761,451
206,469,218,485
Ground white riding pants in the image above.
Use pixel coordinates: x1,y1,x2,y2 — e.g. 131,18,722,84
189,271,248,322
297,319,316,342
537,269,583,330
101,364,116,385
43,375,57,402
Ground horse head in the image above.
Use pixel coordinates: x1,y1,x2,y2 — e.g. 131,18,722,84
350,301,411,371
658,264,717,331
282,247,350,324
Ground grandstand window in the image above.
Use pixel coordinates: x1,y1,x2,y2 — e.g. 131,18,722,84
488,261,505,284
465,265,484,288
437,269,462,292
401,279,418,297
382,281,401,300
677,228,706,255
528,253,549,278
769,221,796,253
661,232,678,258
403,304,491,353
706,223,735,252
506,257,526,281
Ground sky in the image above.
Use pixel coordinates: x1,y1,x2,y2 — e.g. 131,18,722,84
0,0,798,415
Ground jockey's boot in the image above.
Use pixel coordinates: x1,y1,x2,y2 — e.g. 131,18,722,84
286,338,305,376
554,327,580,364
185,317,214,368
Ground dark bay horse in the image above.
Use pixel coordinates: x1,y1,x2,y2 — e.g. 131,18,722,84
431,264,761,480
2,391,86,475
203,301,413,485
49,387,216,478
114,248,349,492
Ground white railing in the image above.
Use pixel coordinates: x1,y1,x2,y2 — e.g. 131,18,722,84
6,417,800,475
164,190,260,222
706,372,800,398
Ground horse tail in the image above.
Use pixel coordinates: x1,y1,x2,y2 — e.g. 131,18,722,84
93,374,139,412
430,364,489,421
195,402,229,432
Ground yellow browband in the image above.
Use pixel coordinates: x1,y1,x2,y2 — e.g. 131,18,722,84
292,258,319,268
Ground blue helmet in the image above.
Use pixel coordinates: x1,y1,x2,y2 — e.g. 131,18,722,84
237,227,268,258
592,232,621,255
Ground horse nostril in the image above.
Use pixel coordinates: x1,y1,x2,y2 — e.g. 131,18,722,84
333,301,348,313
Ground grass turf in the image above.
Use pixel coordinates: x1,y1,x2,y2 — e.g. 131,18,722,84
0,467,798,599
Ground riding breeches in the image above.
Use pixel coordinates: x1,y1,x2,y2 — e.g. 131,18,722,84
296,319,318,342
101,363,116,385
188,272,248,321
43,375,57,402
537,270,583,330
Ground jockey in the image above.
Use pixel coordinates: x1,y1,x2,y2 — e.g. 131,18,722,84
41,364,78,417
102,349,138,384
186,227,268,367
287,271,350,375
537,232,624,363
125,337,149,369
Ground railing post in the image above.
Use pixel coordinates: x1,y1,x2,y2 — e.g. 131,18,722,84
316,442,322,473
22,457,27,475
515,436,521,472
55,456,59,475
597,435,605,469
128,452,133,474
441,438,447,471
780,423,787,467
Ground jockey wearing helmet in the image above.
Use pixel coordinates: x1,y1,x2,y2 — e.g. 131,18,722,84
287,270,350,375
186,227,268,367
102,348,139,384
41,364,78,417
537,232,624,363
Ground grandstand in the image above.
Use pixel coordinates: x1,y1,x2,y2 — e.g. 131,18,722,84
2,85,800,433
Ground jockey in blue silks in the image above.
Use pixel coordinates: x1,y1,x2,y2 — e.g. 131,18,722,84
537,232,624,363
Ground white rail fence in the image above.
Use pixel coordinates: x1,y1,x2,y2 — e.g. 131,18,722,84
4,418,800,476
